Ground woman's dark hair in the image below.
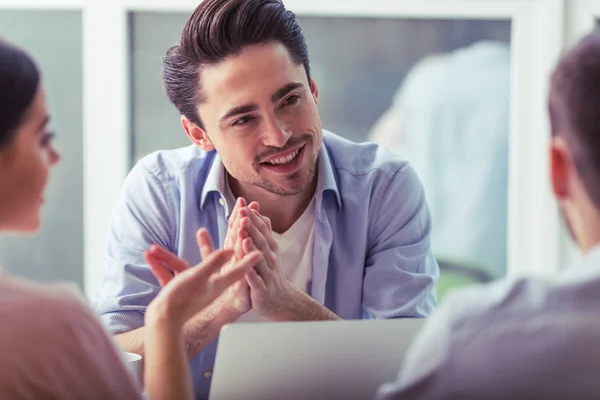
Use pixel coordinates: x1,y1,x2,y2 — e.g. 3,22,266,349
0,40,40,149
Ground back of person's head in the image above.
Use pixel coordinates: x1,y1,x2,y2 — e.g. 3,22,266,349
549,32,600,210
549,32,600,247
0,40,40,149
162,0,310,130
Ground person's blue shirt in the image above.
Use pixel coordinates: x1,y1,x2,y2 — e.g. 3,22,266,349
93,130,439,399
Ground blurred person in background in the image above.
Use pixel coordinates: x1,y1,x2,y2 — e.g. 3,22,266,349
370,41,510,284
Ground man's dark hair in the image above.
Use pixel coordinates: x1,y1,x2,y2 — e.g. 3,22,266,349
549,31,600,209
162,0,310,130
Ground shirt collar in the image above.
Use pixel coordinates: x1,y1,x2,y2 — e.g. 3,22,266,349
199,143,342,215
199,152,236,216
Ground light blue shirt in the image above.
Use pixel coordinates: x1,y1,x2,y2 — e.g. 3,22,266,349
93,130,438,400
377,244,600,400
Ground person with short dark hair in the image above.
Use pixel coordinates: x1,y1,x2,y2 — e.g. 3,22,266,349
93,1,439,398
376,31,600,400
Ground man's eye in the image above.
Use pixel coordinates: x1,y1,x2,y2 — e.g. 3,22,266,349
283,95,300,106
232,116,253,126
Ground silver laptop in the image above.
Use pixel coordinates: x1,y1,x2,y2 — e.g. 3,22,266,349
209,318,425,400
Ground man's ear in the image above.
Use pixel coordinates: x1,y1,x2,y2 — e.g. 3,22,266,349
550,136,572,200
309,77,319,105
181,115,214,152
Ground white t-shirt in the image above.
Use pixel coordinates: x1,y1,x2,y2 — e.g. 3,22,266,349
0,273,140,399
237,200,316,323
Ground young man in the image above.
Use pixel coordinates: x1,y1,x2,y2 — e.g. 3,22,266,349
93,0,438,398
377,32,600,400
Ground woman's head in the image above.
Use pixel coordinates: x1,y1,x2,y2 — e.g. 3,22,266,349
0,40,60,233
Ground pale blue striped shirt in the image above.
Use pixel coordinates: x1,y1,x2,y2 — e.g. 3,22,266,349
93,130,439,399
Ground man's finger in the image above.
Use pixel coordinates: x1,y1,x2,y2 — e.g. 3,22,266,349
228,197,247,229
250,208,272,232
248,202,271,231
243,216,273,254
263,215,272,231
233,227,246,262
247,210,277,252
242,237,271,279
225,198,241,247
147,245,189,273
248,201,260,212
196,227,214,260
245,267,267,291
225,198,247,249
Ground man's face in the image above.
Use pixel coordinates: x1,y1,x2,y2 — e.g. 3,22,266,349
193,42,322,196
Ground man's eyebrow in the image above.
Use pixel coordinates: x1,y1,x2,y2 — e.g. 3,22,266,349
219,104,259,123
271,82,304,103
218,82,304,123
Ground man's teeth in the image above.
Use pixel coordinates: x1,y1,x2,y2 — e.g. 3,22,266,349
266,149,300,165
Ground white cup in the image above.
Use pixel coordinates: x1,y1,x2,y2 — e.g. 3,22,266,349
124,352,143,389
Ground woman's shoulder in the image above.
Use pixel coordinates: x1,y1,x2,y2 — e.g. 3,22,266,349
0,273,100,335
0,273,126,372
0,273,87,308
0,274,140,398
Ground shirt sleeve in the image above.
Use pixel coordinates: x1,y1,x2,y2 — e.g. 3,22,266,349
92,161,177,334
363,162,439,318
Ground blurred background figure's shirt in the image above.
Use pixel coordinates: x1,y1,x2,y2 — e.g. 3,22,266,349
370,41,510,281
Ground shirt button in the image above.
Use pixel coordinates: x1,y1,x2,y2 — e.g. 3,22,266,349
204,370,212,378
218,198,225,206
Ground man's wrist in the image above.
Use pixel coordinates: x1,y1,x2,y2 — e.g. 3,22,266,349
269,284,342,322
269,285,311,321
209,301,245,325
